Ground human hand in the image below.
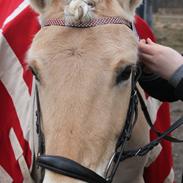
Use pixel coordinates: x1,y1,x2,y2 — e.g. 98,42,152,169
138,38,183,80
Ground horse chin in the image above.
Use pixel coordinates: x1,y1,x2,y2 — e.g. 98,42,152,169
43,170,85,183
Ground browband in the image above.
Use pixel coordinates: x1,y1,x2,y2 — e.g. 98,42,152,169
44,16,132,29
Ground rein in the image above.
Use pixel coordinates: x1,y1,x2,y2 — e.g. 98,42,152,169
33,17,183,183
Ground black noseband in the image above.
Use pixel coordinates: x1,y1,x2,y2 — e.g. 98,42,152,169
37,155,109,183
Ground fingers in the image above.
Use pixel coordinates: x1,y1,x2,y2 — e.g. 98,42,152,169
140,39,146,43
139,52,155,74
139,38,154,44
146,38,154,45
138,38,155,55
139,53,153,63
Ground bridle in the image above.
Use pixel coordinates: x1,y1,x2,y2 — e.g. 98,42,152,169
32,16,183,183
35,65,140,183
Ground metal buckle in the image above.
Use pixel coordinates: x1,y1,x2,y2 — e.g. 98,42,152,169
104,152,116,180
135,148,142,156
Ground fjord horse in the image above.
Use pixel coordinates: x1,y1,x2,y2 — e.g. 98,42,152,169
27,0,154,182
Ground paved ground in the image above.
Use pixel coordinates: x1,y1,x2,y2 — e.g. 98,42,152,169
153,13,183,183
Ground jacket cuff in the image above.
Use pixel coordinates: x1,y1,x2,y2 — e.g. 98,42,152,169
169,64,183,87
174,78,183,101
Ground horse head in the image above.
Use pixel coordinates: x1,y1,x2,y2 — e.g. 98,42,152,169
27,0,151,182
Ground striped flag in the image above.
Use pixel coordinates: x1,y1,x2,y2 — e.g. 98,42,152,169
0,1,39,182
0,1,174,182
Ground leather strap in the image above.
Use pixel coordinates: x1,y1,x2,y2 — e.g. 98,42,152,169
44,16,132,29
137,88,183,143
37,155,108,183
117,110,183,161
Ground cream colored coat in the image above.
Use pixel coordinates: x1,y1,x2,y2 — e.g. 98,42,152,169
27,0,158,182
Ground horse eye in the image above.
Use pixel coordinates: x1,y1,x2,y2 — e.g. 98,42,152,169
116,65,132,84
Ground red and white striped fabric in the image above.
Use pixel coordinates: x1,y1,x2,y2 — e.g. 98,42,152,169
0,1,174,183
0,1,39,182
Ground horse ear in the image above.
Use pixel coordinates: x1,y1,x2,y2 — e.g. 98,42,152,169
117,0,142,20
29,0,48,13
129,0,142,12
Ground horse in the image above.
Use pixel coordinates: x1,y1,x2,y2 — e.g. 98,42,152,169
27,0,157,182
